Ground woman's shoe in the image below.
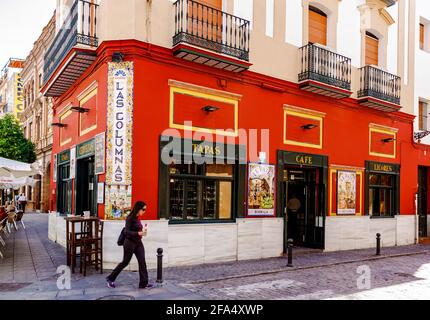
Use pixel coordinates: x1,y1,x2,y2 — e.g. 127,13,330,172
139,283,154,289
106,279,116,289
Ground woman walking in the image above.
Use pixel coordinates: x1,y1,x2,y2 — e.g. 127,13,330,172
106,201,152,289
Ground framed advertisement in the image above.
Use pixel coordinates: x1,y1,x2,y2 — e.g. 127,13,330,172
337,170,357,215
53,154,57,182
70,146,76,179
95,133,105,175
97,182,105,204
247,163,276,217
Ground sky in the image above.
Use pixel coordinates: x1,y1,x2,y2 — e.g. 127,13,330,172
0,0,56,69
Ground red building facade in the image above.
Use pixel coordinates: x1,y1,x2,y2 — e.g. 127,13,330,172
43,0,430,267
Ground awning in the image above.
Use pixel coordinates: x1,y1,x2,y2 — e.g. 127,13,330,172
0,157,42,178
0,176,36,190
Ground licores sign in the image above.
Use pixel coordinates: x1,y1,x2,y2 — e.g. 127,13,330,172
106,61,134,185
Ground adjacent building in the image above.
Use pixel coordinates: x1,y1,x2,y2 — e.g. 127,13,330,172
18,14,56,212
45,0,430,269
0,58,24,117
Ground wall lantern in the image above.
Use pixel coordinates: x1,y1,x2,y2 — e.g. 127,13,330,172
112,52,124,62
71,106,90,113
301,124,318,130
51,122,67,128
202,105,220,113
381,138,396,143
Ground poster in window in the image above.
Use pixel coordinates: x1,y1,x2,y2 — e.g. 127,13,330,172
337,170,356,215
247,163,276,216
53,154,57,182
70,147,76,179
95,133,105,175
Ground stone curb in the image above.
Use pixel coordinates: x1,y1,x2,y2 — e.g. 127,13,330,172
186,250,430,285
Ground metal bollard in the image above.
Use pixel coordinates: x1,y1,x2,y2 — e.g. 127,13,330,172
287,239,293,267
156,248,164,284
376,233,381,256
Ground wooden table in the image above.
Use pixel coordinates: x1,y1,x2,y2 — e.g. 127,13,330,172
65,216,100,273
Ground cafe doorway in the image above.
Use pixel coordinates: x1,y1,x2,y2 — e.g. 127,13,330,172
283,167,325,248
277,151,328,251
75,156,97,216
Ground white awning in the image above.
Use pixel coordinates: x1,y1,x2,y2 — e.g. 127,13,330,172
0,157,42,178
0,176,36,190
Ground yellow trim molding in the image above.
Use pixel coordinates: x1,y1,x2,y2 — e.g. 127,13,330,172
283,106,324,149
369,124,397,159
59,109,73,147
77,81,98,102
169,83,239,137
78,84,98,137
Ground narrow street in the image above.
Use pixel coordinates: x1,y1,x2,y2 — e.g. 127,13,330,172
1,213,430,300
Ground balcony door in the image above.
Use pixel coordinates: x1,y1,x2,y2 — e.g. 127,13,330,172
188,0,222,42
309,7,327,46
365,32,379,66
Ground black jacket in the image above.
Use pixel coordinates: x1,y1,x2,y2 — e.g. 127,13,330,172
124,214,142,243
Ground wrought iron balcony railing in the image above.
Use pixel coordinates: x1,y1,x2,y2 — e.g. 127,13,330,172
173,0,250,61
299,44,352,91
43,0,98,84
358,65,401,106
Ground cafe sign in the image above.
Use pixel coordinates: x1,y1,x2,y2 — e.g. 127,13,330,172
281,151,327,168
77,139,95,158
58,150,70,165
106,61,134,185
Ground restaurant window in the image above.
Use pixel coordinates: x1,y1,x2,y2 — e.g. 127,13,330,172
159,137,246,223
366,161,399,218
419,100,428,131
365,31,379,66
309,6,327,46
57,162,72,215
169,162,234,221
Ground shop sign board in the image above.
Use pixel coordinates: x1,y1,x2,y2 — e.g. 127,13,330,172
106,61,134,185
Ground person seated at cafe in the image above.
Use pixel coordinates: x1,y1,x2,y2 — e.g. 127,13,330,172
5,201,15,213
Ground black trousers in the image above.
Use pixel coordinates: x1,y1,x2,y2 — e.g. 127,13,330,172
107,238,148,287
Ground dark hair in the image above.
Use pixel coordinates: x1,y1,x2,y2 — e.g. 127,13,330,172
130,201,147,218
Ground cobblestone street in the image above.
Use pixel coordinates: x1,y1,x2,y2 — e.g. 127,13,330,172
1,213,430,300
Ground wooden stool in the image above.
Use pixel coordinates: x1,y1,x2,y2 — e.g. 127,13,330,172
80,220,104,276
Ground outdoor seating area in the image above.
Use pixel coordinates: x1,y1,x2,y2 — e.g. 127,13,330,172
0,205,26,259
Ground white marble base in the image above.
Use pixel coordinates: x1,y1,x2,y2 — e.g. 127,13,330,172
325,215,417,252
51,217,284,269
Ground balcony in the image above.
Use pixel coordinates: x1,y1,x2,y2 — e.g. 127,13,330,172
173,0,251,72
298,44,352,99
358,66,401,112
42,0,99,97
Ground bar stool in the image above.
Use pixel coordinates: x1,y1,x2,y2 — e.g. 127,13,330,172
69,220,92,273
80,220,104,276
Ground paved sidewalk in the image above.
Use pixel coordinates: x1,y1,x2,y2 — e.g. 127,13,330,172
1,213,430,300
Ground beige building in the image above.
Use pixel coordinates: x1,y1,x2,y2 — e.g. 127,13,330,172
19,14,56,212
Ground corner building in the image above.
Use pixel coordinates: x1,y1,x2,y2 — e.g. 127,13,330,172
45,0,430,269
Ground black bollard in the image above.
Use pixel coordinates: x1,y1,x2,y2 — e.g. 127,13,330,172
376,233,381,256
157,248,163,284
287,239,293,267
